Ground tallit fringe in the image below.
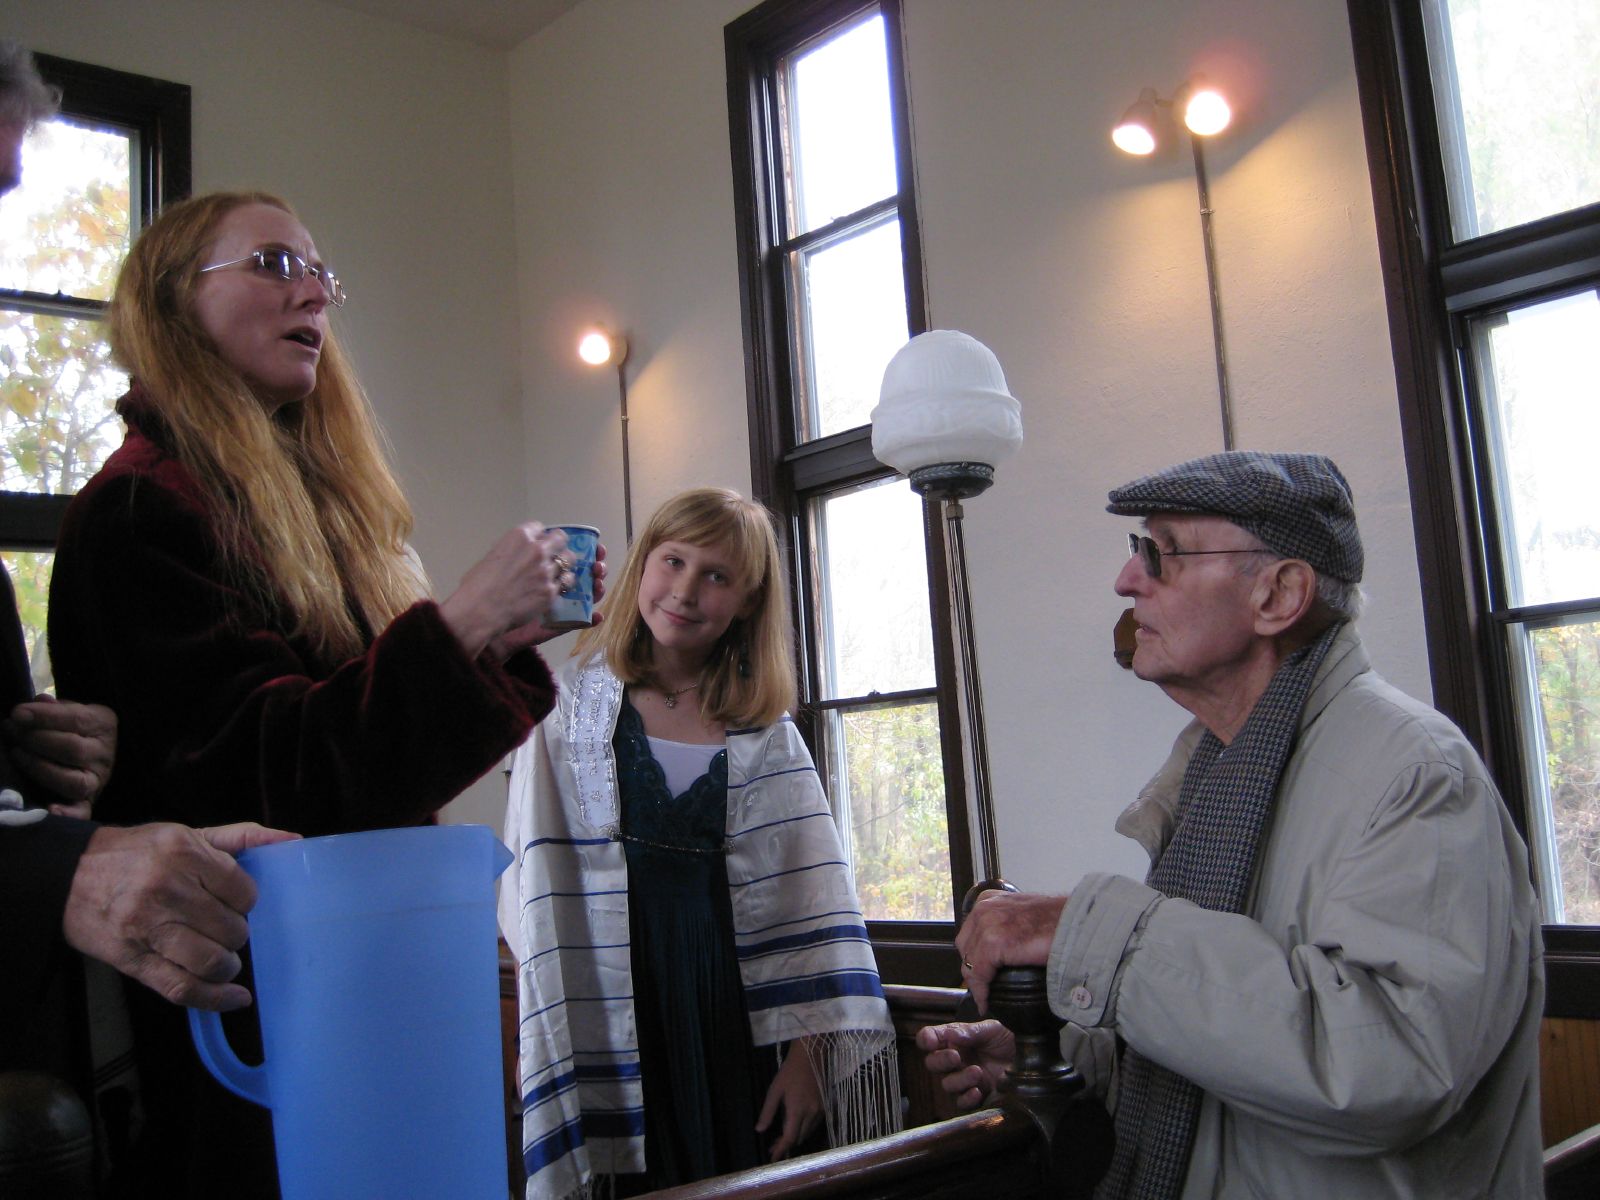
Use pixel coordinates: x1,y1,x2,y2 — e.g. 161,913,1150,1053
803,1029,904,1147
540,1175,608,1200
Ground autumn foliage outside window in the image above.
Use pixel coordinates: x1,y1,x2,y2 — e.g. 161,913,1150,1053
0,119,133,691
0,55,188,694
1418,0,1600,924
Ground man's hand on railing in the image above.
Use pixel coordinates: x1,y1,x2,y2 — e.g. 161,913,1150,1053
955,891,1066,1014
915,1019,1017,1111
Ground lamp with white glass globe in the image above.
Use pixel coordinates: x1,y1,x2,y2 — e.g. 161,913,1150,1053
871,330,1022,883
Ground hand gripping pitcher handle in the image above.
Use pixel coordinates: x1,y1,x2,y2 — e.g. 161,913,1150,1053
188,1006,271,1106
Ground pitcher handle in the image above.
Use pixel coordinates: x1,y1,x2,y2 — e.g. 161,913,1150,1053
188,1007,270,1108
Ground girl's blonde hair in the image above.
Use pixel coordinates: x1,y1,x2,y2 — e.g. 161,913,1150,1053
107,191,419,662
575,487,796,727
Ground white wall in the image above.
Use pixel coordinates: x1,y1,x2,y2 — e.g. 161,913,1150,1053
19,0,1430,886
506,0,757,564
899,0,1424,887
507,0,1428,892
14,0,526,826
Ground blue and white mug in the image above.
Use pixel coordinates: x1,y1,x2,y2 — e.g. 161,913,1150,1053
545,523,600,630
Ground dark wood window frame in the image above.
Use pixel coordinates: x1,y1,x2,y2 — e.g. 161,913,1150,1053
726,0,969,984
1347,0,1600,1017
0,54,190,550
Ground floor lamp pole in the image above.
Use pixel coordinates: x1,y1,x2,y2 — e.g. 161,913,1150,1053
1191,136,1236,451
617,362,633,546
944,497,1002,882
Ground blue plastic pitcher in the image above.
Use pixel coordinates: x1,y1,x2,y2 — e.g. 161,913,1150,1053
188,824,512,1200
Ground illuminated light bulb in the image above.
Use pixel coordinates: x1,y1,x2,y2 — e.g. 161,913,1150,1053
1112,87,1161,156
1112,121,1157,155
1184,87,1231,136
578,330,616,365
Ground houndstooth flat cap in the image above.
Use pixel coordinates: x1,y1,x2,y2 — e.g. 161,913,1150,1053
1106,451,1363,582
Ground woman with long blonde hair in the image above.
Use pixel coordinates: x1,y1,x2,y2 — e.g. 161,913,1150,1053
48,191,592,1197
500,487,897,1200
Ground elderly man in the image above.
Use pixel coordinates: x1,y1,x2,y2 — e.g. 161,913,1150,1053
922,451,1543,1199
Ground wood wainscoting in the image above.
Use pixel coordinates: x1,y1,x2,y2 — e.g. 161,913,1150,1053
884,983,966,1129
1541,1017,1600,1148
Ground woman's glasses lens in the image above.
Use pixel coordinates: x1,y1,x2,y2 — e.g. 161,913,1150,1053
254,250,345,306
255,249,295,280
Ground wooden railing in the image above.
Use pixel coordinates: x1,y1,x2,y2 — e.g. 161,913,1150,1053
642,1107,1050,1200
1546,1120,1600,1200
643,964,1114,1200
498,954,1111,1199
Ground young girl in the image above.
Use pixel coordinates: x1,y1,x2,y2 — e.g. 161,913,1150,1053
499,487,899,1199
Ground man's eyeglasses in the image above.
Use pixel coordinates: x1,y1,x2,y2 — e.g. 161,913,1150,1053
198,248,347,307
1127,533,1269,579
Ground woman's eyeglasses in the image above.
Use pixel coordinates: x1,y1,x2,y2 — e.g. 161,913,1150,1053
1127,533,1269,579
198,248,347,307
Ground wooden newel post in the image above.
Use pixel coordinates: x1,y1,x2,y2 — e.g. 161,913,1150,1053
964,883,1115,1198
989,965,1081,1135
988,965,1113,1198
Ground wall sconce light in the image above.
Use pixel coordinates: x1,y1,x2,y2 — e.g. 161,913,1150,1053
1112,80,1233,154
1183,83,1232,137
871,330,1023,886
577,328,625,367
1111,88,1162,156
1111,77,1238,450
577,326,634,544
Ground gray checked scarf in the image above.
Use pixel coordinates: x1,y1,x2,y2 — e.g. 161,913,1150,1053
1096,620,1344,1200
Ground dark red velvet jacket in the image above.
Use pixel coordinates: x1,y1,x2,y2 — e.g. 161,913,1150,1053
48,387,555,835
46,387,556,1197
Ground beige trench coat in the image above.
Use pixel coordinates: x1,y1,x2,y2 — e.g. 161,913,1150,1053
1048,625,1544,1199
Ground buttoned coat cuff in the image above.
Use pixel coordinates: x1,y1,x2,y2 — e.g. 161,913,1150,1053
1048,872,1162,1027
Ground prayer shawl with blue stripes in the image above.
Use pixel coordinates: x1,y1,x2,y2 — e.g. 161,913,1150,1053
498,658,900,1200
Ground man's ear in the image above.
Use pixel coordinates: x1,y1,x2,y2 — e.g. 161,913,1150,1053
1252,559,1317,636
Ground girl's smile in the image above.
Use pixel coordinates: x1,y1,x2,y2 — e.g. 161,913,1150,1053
637,538,750,672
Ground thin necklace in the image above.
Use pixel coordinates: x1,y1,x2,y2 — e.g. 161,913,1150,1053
658,680,701,709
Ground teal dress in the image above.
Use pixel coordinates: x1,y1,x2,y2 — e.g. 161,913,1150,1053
611,696,777,1194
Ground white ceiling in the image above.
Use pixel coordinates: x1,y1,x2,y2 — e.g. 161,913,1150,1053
322,0,586,48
